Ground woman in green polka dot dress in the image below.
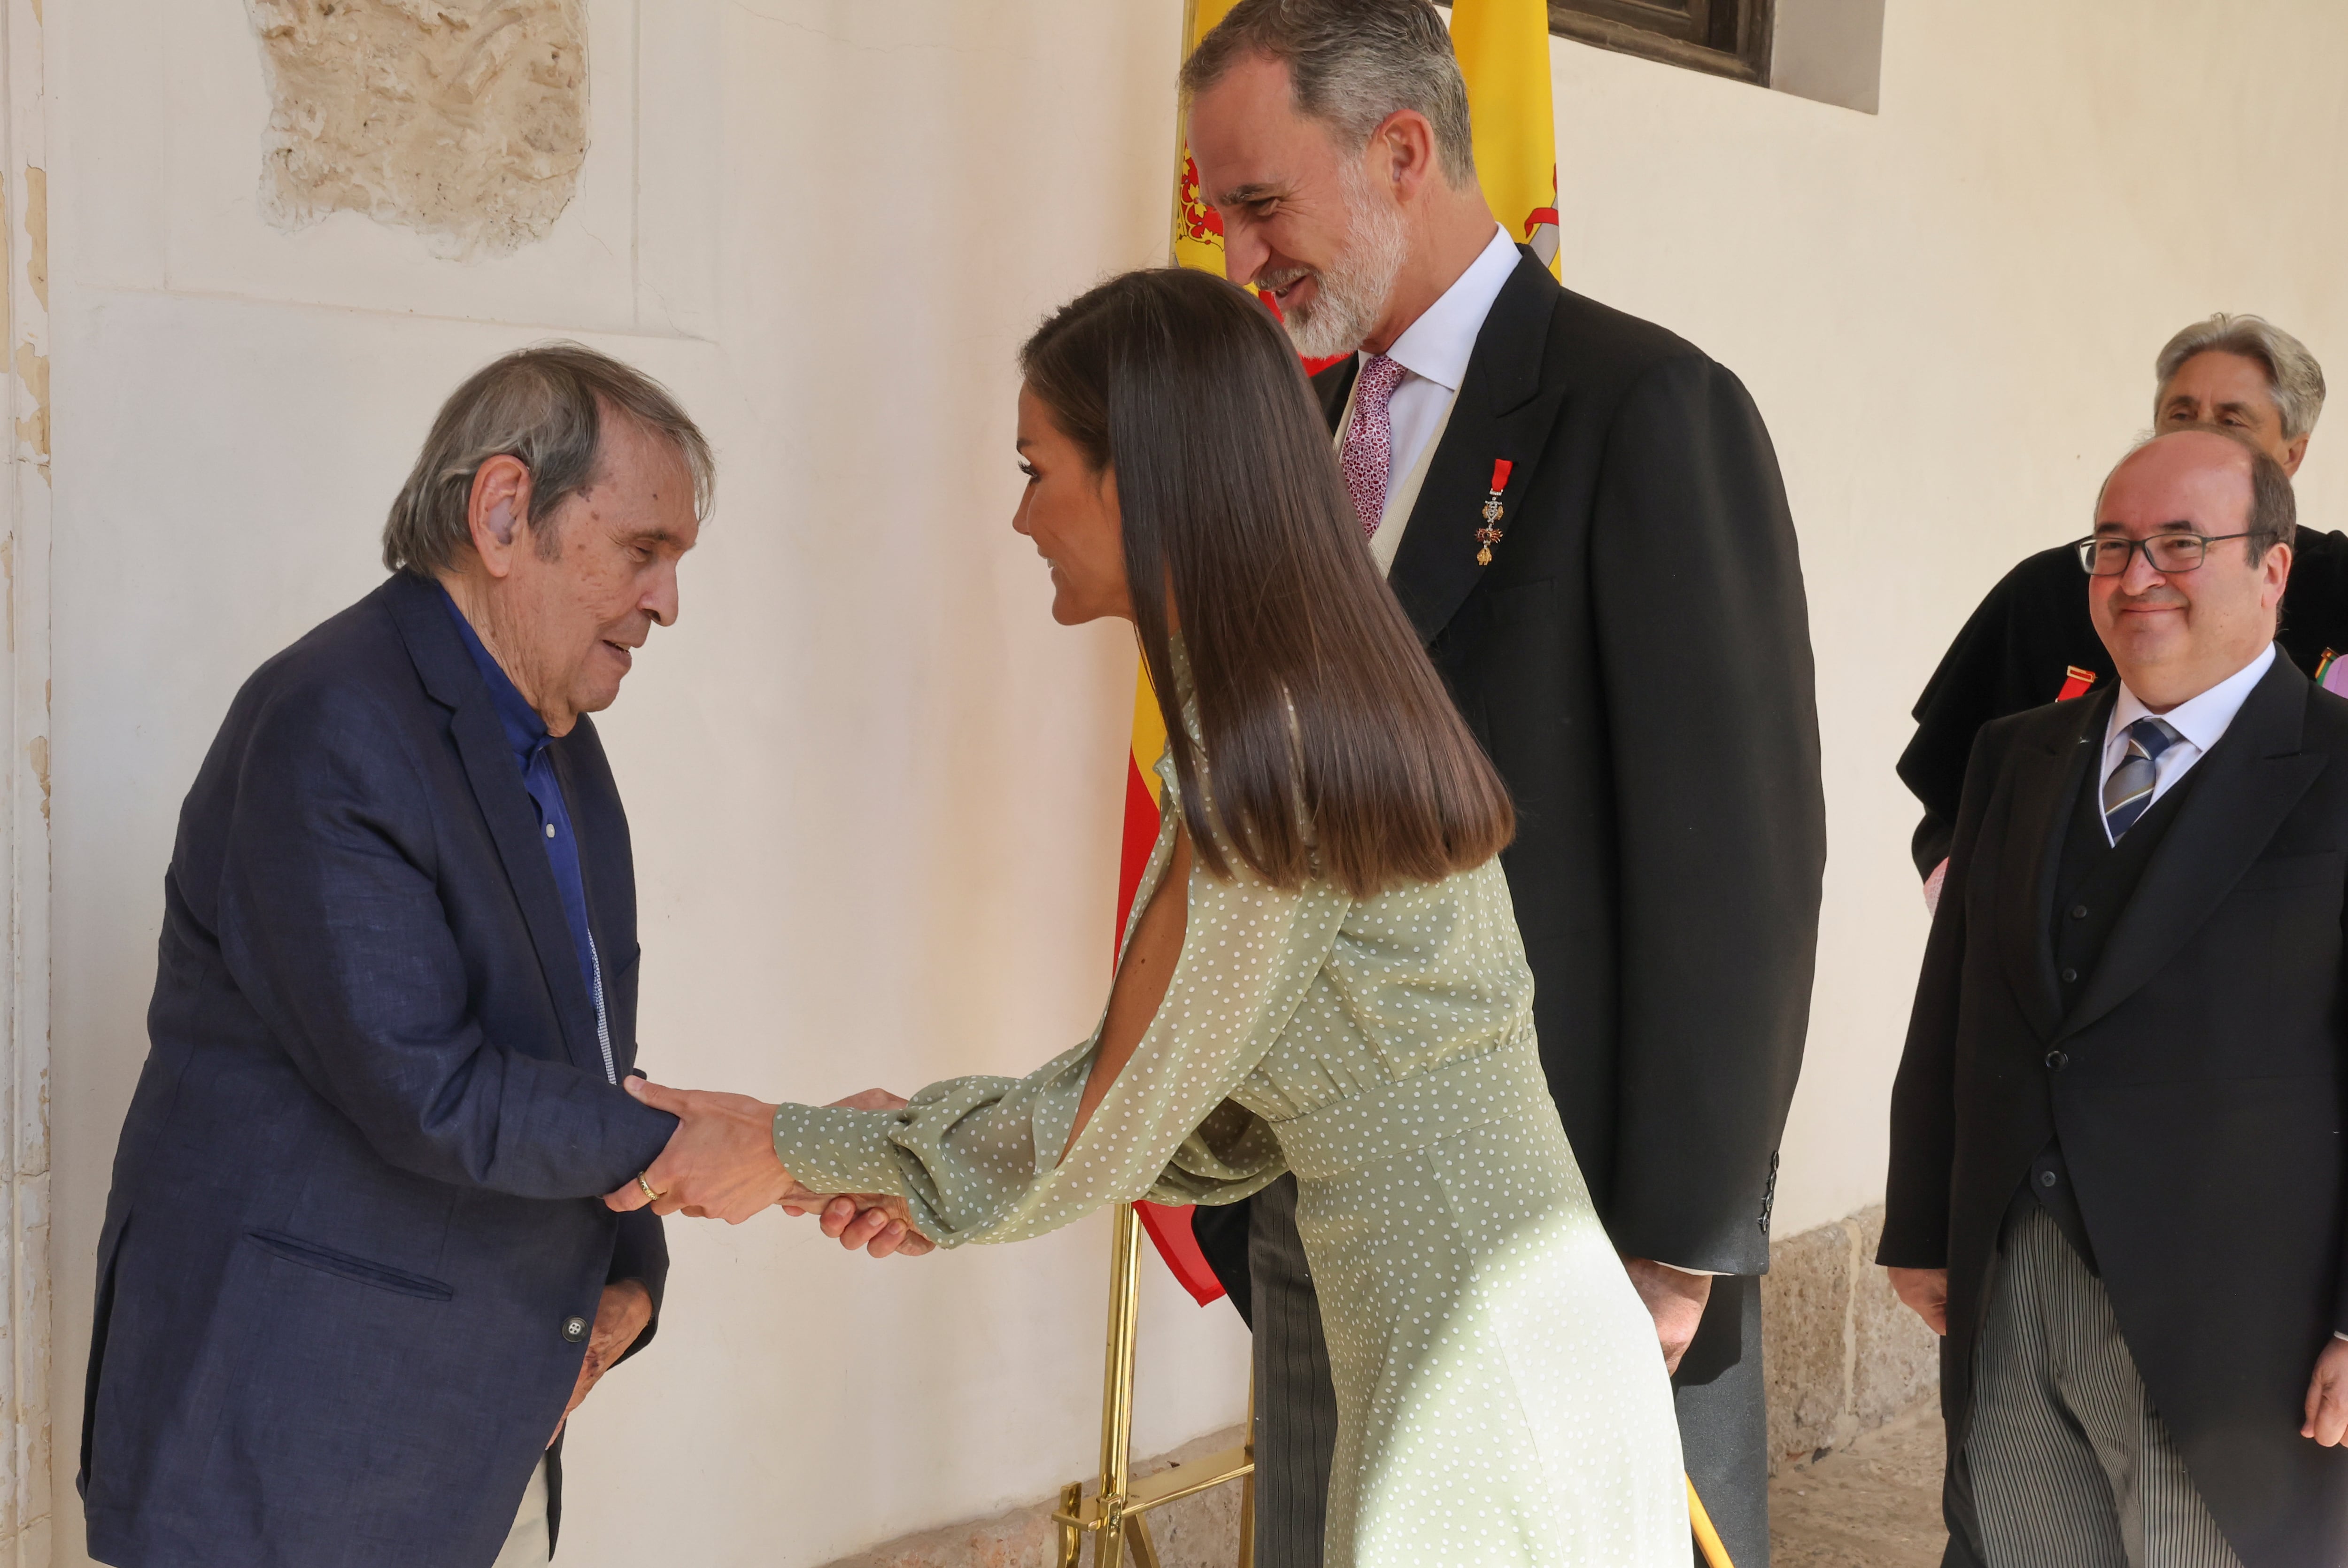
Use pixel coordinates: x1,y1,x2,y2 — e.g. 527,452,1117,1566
695,270,1682,1564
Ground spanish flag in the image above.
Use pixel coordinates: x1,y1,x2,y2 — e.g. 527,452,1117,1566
1451,0,1563,277
1118,0,1247,1310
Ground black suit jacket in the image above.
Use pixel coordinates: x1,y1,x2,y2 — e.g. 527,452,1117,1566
82,573,678,1568
1881,655,2348,1568
1203,252,1822,1282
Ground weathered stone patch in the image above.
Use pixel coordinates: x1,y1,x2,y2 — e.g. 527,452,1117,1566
244,0,589,258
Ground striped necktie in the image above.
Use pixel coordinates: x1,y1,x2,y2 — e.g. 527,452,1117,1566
2101,716,2182,840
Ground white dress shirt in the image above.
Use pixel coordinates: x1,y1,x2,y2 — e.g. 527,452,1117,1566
1336,224,1522,573
2099,642,2276,842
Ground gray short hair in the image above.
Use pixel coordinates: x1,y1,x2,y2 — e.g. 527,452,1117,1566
2154,314,2327,442
383,341,715,578
1180,0,1476,189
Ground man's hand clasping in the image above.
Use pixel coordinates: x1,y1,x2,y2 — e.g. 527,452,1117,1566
604,1078,795,1224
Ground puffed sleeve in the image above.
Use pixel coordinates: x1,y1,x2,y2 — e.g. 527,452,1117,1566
770,801,1349,1248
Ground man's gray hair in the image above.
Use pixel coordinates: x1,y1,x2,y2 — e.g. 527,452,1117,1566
2155,313,2327,442
383,342,715,578
1179,0,1477,189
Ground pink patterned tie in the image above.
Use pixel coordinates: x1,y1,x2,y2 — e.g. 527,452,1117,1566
1340,354,1408,538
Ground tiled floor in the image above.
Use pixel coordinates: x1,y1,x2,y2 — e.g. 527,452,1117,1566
1769,1403,1948,1568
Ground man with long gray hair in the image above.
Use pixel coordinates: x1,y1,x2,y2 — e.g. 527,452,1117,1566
1178,3,1825,1564
79,344,713,1567
1901,313,2348,906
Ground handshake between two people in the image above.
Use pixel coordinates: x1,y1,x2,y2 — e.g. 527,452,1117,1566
601,1079,934,1259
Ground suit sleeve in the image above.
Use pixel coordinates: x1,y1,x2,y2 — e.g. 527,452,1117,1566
1877,718,2016,1269
1588,353,1826,1275
209,678,678,1200
1898,573,2024,879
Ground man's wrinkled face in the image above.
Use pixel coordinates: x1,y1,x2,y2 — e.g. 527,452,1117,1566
1186,54,1405,358
2089,432,2286,698
503,416,699,729
2156,350,2302,471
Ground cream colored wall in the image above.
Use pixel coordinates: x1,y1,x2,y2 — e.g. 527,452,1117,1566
36,2,2348,1564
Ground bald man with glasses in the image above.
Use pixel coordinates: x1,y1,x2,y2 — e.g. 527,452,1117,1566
1900,315,2348,910
1881,425,2348,1568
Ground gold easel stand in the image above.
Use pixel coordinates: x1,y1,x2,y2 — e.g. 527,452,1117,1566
1054,1203,1256,1568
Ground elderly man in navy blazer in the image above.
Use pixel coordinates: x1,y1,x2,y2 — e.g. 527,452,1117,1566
79,344,714,1567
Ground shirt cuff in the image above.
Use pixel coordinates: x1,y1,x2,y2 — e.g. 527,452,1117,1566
1649,1261,1725,1278
770,1103,904,1197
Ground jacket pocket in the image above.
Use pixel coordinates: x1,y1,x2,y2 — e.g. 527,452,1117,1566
246,1230,454,1301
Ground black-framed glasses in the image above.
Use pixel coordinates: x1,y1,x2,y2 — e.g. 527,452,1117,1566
2072,532,2254,577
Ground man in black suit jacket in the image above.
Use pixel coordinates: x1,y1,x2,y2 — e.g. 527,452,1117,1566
81,346,715,1567
1900,315,2345,900
1182,4,1825,1563
1881,427,2348,1568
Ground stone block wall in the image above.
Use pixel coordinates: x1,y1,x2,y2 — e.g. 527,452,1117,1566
1760,1204,1941,1475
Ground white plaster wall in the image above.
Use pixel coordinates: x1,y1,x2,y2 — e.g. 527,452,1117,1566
33,1,2348,1563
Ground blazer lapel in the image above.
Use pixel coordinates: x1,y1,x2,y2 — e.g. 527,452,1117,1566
1385,250,1570,644
381,575,607,1076
2059,657,2327,1041
1997,694,2106,1042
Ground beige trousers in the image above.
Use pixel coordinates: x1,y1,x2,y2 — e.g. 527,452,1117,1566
491,1458,552,1567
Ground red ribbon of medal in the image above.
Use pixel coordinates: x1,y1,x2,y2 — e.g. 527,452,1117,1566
1475,458,1514,566
2055,664,2098,703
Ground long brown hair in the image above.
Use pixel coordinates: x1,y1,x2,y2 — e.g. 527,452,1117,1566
1020,268,1512,898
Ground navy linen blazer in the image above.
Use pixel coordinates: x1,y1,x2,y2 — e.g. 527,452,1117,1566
80,573,679,1568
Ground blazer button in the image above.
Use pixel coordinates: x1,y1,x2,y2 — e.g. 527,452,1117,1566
2060,968,2079,983
2039,1169,2059,1187
562,1315,589,1343
2045,1050,2069,1070
2070,904,2089,919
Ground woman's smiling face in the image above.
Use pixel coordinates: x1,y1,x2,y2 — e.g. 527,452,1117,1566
1012,384,1133,626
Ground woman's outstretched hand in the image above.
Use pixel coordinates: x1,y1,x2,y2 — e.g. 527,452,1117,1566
785,1089,934,1258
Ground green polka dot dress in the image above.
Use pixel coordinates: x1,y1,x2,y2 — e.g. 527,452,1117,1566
774,688,1688,1566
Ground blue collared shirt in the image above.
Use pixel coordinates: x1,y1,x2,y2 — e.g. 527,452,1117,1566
438,587,616,1082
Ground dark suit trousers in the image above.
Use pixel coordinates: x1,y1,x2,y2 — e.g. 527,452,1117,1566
1249,1175,1769,1567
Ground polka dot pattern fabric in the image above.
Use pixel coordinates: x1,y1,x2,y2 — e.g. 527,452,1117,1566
771,664,1687,1564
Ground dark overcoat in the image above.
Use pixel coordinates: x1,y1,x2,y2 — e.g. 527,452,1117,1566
80,572,678,1568
1881,655,2348,1568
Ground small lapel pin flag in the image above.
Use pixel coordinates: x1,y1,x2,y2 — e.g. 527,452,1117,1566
1475,458,1514,566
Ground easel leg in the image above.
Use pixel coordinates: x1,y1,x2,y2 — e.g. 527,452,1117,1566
1056,1483,1083,1568
1093,1205,1145,1568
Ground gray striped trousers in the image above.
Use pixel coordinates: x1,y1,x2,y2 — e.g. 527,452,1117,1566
1962,1202,2242,1568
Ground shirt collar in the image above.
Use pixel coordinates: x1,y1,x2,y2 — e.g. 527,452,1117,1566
1369,224,1521,394
437,584,549,770
2109,641,2276,757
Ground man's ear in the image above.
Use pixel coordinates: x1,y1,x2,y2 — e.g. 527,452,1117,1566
466,456,534,581
1369,108,1440,203
2264,540,2295,607
2284,434,2311,477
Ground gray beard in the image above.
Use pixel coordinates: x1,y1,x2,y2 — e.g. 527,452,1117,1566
1279,165,1408,361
